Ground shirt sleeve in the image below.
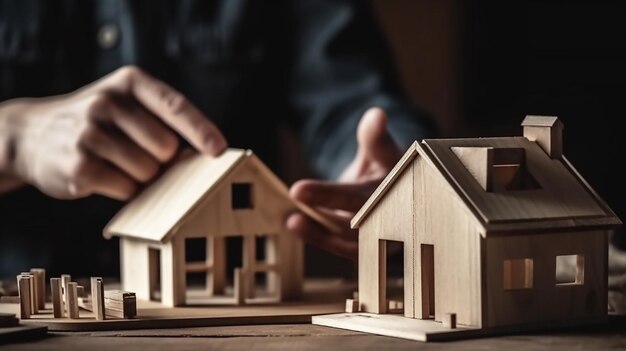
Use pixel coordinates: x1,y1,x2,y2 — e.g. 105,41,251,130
288,0,436,179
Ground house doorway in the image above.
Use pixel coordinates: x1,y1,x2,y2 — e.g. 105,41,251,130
226,236,243,289
381,239,404,314
230,234,279,300
148,248,161,301
420,244,435,319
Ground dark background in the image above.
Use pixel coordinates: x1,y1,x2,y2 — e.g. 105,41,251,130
315,0,626,276
2,0,625,278
377,0,626,236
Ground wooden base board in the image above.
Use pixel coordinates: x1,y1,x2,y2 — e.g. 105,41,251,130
312,313,482,341
0,279,352,332
313,312,609,342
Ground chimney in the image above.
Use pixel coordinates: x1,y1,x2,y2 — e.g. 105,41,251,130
521,115,564,159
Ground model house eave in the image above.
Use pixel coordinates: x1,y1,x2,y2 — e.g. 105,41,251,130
103,148,340,243
352,137,621,236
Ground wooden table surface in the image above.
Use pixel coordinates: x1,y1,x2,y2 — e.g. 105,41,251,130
3,319,626,350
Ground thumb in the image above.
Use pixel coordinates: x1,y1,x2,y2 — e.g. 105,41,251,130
357,107,401,170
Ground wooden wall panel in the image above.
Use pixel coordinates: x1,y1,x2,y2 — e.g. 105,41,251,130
484,231,607,327
358,162,415,316
413,156,483,327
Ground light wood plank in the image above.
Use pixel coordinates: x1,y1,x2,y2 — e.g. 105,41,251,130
30,269,45,311
61,274,71,318
91,277,105,320
67,282,79,319
0,279,350,331
484,230,607,327
17,275,31,319
313,313,481,342
50,278,62,318
104,149,247,242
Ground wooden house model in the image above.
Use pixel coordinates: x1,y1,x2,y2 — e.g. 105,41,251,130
313,116,621,341
104,149,335,307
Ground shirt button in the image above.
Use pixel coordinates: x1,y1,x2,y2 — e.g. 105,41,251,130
97,23,120,49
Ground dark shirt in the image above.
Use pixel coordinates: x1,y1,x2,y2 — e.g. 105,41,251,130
0,0,433,277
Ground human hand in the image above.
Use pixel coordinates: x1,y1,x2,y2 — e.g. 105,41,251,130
287,107,402,261
1,65,227,200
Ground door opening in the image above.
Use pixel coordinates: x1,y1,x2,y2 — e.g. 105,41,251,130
381,239,404,314
420,244,435,319
148,248,161,301
226,236,243,295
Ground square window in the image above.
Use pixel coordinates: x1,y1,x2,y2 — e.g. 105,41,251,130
185,238,207,263
556,255,584,285
232,183,253,209
503,258,533,290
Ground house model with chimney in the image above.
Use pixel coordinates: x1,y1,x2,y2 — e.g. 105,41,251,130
313,116,621,341
104,149,337,307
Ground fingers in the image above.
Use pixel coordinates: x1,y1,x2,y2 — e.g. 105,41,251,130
78,123,160,183
89,165,138,200
65,156,137,201
286,213,358,261
357,107,402,170
108,66,227,155
290,179,375,212
106,98,179,163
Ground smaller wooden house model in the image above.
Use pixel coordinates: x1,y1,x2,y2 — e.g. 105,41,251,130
104,149,334,307
313,116,621,341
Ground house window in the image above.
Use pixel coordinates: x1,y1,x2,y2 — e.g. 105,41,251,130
231,183,253,209
556,255,584,285
503,258,533,290
184,237,211,294
185,237,207,263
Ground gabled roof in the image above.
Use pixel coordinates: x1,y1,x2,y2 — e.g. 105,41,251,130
104,149,339,243
352,139,621,235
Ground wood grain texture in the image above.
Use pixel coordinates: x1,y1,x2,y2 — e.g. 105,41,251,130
170,157,304,305
103,149,247,242
120,238,151,302
7,324,626,351
104,149,338,242
0,279,352,332
67,283,79,319
313,313,481,341
451,147,493,191
423,137,607,224
30,269,45,311
522,115,563,159
61,275,71,318
17,275,31,319
357,154,483,327
484,231,607,327
91,278,105,321
352,142,419,229
108,149,333,307
412,156,483,326
358,160,414,316
50,278,62,318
